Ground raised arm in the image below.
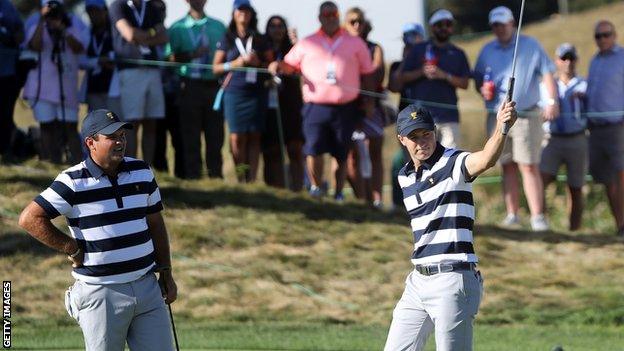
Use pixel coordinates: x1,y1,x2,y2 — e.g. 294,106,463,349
464,101,517,179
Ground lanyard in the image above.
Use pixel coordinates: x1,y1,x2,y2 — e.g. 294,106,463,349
186,26,205,49
127,0,147,27
91,32,107,57
234,36,253,57
321,35,343,56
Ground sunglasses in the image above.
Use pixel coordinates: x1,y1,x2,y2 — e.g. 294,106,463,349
321,10,338,19
559,54,577,61
594,31,613,40
434,20,453,28
349,18,363,25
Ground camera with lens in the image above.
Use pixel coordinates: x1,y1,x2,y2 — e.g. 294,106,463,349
44,0,71,27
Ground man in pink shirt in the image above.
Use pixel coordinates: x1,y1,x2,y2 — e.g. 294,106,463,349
269,1,374,201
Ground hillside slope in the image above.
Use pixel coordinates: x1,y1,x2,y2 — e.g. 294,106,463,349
1,161,623,328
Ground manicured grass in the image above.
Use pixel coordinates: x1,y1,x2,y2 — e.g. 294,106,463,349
10,322,624,350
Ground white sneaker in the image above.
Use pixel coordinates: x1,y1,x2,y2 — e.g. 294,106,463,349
309,186,324,198
372,200,383,210
501,213,519,227
530,215,550,232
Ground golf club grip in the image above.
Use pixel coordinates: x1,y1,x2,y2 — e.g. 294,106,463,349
502,77,516,134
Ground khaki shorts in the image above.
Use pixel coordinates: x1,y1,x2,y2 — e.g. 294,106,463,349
540,133,588,188
436,122,460,149
588,123,624,184
487,110,543,165
119,68,165,121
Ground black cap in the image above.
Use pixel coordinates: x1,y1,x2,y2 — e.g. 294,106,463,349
81,109,132,137
397,105,435,136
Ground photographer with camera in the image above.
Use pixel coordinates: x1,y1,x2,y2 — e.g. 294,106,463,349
22,0,88,164
0,0,24,161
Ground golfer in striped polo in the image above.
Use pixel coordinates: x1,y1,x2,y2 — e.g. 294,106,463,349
384,101,517,351
19,109,176,351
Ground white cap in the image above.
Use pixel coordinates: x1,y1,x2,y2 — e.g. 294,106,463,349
429,9,454,26
489,6,514,25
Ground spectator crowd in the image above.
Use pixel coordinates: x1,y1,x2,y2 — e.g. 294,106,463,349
1,0,623,235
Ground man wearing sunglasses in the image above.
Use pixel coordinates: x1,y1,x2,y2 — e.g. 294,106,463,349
474,6,558,232
268,1,375,202
540,43,587,232
586,20,624,237
399,9,470,150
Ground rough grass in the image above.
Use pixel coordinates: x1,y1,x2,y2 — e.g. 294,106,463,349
4,3,624,349
2,160,623,330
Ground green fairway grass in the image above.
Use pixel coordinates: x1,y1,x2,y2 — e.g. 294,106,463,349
4,3,624,350
9,322,624,350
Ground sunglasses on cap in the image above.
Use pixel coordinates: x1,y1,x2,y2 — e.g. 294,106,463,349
594,31,613,40
321,10,338,18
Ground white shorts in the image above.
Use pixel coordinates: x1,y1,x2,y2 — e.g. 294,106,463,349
30,100,79,123
118,68,165,121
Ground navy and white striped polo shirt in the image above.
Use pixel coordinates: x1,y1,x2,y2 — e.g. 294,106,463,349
398,143,478,265
34,157,162,284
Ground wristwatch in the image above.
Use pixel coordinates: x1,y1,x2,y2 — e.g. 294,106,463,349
148,28,156,37
68,247,81,258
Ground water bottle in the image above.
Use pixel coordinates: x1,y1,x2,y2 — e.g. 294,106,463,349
483,66,495,101
424,44,438,66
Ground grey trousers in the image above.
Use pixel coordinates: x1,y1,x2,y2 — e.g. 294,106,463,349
65,273,174,351
384,268,483,351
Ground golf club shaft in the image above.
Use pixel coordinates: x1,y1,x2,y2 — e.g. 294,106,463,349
167,304,181,351
502,0,526,134
159,269,180,351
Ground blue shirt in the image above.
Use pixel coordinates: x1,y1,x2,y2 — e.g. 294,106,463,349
402,40,471,123
216,32,270,92
0,0,24,77
474,34,555,113
541,77,587,134
109,0,164,69
586,45,624,126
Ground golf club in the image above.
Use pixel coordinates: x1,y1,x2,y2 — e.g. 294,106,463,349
502,0,527,135
158,268,180,351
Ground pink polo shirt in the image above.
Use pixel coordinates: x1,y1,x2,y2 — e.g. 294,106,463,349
284,28,374,105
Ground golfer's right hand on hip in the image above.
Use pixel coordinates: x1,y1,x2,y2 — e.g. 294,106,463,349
497,101,517,132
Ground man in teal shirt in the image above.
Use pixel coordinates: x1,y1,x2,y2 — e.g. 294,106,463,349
167,0,226,179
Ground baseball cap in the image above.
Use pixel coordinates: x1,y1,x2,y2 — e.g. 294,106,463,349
41,0,63,6
402,22,424,36
81,109,132,137
429,9,454,25
555,43,577,59
233,0,252,10
402,22,424,45
489,6,514,25
397,105,435,136
85,0,106,9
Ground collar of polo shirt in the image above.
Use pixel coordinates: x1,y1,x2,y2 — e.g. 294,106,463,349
86,156,130,179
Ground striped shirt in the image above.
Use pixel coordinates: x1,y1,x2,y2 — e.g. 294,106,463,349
34,157,162,284
398,143,478,265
